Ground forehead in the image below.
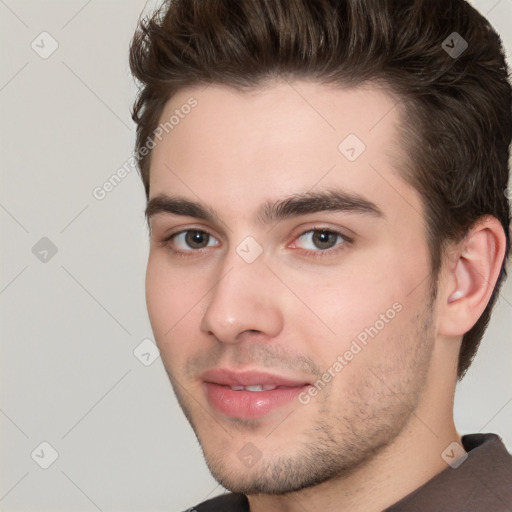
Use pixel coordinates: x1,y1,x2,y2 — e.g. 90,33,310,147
148,80,419,224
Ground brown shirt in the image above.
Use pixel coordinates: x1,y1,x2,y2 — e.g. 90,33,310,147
189,433,512,511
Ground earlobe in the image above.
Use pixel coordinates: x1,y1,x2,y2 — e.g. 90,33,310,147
447,289,464,303
438,216,506,337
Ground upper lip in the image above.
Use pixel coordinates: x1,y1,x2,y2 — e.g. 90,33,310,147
201,368,311,387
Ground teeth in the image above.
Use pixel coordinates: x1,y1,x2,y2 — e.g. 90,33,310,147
229,385,278,391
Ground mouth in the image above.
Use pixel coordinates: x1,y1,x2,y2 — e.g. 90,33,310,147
224,384,291,391
201,368,312,419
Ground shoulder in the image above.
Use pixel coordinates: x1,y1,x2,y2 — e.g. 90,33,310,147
386,433,512,512
184,492,249,512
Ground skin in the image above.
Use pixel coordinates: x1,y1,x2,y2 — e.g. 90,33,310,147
144,80,505,512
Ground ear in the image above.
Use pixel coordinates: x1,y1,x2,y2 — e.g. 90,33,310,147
438,216,507,337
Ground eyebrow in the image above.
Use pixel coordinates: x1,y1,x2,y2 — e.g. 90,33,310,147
145,189,384,228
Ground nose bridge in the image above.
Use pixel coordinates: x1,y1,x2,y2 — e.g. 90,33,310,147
200,246,282,343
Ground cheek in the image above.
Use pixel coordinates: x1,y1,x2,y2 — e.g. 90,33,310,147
286,249,425,362
145,254,172,337
145,254,202,357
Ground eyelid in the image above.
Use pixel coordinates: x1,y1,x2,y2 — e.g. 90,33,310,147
288,226,354,261
173,230,220,249
161,226,221,247
290,222,354,243
159,224,354,257
159,223,221,242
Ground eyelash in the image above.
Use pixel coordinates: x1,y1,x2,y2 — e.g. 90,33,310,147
292,229,353,259
159,227,353,259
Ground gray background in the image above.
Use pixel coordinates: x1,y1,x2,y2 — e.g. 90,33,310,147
0,1,511,511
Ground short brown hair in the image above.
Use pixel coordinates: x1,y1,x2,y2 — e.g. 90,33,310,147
129,0,511,379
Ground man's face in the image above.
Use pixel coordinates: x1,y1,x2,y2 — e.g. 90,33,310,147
145,81,438,494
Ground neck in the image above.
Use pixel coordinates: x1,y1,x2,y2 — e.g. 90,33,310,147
248,352,461,512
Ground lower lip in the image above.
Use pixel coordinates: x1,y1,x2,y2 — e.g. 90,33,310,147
204,383,308,419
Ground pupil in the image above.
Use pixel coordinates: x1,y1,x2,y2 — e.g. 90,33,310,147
186,230,208,248
313,230,336,249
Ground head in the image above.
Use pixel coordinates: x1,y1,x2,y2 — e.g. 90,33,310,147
130,0,511,496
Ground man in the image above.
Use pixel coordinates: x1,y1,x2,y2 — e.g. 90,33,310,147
129,0,512,510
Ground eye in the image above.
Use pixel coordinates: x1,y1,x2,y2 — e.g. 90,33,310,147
292,229,350,252
166,229,219,252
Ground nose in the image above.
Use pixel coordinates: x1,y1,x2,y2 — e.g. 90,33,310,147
200,254,283,344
